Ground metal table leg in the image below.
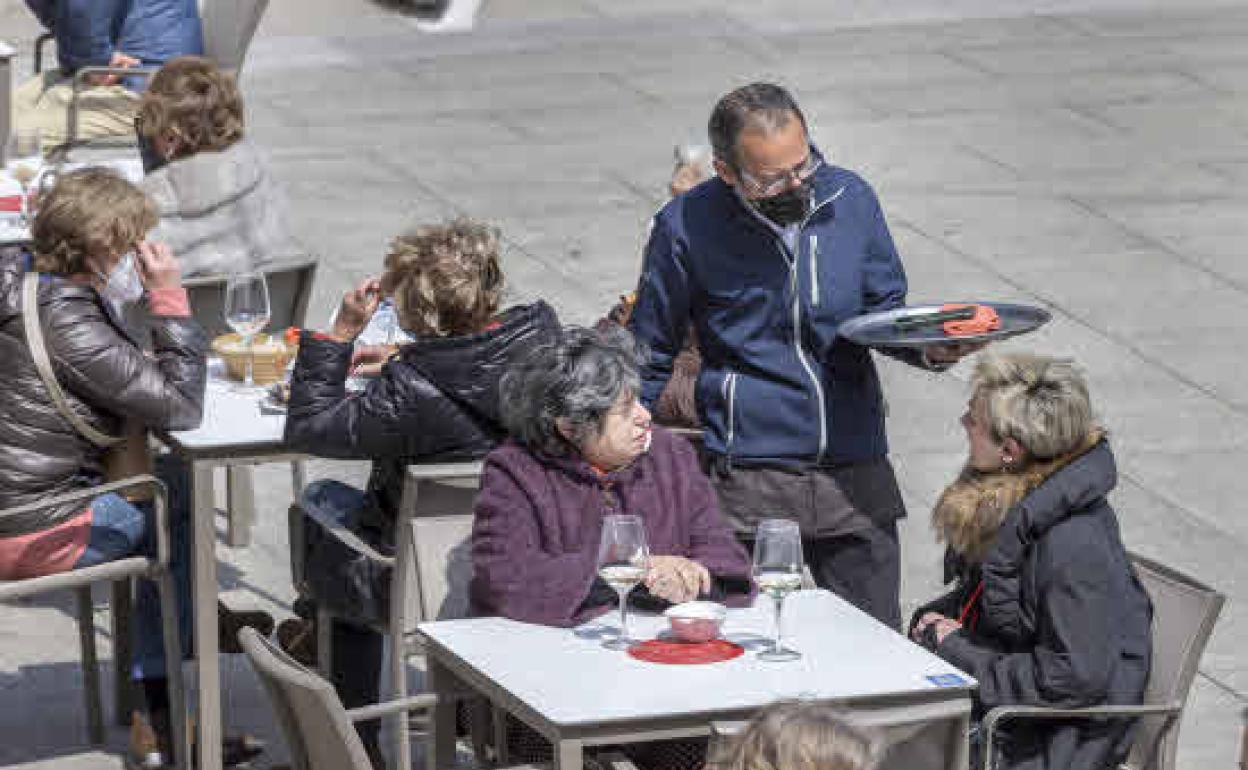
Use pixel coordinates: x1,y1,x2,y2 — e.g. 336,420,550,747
191,460,223,770
426,657,460,770
554,737,584,770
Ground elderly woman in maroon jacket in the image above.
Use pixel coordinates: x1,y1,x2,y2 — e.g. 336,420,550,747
471,325,753,627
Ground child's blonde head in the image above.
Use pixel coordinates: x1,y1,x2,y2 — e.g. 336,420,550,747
713,702,882,770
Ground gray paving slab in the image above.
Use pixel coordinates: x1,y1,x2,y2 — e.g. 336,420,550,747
2,0,1247,767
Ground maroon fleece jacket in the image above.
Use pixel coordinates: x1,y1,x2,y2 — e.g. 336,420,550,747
470,427,754,627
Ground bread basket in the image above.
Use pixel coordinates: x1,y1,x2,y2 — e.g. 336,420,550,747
211,333,296,385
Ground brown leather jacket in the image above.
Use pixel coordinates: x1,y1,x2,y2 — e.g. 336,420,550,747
0,249,208,535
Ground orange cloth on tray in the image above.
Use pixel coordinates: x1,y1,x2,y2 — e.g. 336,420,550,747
942,303,1000,337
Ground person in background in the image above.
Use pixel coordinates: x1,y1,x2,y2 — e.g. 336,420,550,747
14,0,203,149
0,168,265,769
629,82,981,630
910,352,1151,770
710,701,883,770
138,56,301,277
596,143,715,430
281,218,559,769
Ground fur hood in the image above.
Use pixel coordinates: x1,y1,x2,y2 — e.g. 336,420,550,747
142,138,302,276
932,429,1106,563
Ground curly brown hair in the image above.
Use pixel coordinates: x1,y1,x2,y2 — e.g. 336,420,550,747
138,56,245,158
381,218,504,337
31,168,158,275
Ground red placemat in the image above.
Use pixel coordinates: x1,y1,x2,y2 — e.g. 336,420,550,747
0,196,21,213
627,639,744,665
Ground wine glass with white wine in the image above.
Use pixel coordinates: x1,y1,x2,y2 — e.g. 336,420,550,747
224,270,271,392
597,513,649,651
753,518,804,661
5,129,43,226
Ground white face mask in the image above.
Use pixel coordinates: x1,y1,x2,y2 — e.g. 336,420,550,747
96,252,145,309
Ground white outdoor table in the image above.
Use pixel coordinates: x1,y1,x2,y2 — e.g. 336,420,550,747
158,363,305,770
419,590,976,770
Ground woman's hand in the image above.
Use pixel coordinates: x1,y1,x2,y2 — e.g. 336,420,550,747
911,612,962,645
349,344,398,377
645,555,711,604
134,241,181,290
330,278,382,343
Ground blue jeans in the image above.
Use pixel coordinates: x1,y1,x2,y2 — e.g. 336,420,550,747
73,454,192,682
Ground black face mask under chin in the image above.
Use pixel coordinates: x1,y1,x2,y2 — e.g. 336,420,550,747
750,182,811,227
137,130,168,174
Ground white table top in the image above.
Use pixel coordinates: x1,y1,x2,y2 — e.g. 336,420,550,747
161,360,289,454
419,590,976,727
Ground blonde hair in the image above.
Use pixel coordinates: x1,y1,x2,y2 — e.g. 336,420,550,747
138,56,245,157
31,168,158,275
381,218,504,337
972,352,1093,462
711,702,882,770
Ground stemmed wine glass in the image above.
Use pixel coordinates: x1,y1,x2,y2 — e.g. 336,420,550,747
752,518,804,662
224,270,271,392
5,129,43,226
597,514,649,651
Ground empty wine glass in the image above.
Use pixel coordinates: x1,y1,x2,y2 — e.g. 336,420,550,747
753,518,804,662
597,514,649,651
224,270,271,391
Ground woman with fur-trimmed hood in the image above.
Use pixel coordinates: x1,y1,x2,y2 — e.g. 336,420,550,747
909,352,1152,770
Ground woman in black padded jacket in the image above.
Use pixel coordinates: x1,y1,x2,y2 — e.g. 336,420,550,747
282,218,558,768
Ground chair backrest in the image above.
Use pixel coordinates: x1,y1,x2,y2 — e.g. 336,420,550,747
199,0,270,75
183,258,317,339
239,627,374,770
1125,553,1225,770
394,463,483,628
410,515,476,622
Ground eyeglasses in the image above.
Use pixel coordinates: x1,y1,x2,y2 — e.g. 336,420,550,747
738,154,822,197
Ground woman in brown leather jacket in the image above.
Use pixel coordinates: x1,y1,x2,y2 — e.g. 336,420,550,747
0,168,209,769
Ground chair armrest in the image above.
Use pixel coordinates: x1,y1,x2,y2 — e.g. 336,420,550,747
404,461,485,483
981,702,1181,770
34,32,54,74
346,693,438,723
300,503,395,565
0,475,171,565
67,65,157,147
71,65,158,92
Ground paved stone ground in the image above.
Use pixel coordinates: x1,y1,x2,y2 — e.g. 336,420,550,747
1,0,1246,768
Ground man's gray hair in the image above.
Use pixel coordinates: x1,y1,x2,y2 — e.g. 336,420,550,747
708,82,808,169
972,352,1094,461
500,325,644,456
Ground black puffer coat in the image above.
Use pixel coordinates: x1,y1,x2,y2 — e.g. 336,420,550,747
0,249,208,535
284,300,559,534
912,440,1152,770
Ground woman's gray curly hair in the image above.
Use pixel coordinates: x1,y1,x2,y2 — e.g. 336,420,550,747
972,351,1093,461
500,325,644,456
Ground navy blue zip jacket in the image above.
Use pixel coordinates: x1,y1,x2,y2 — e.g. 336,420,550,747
630,156,923,467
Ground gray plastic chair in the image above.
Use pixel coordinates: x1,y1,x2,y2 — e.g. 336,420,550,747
0,475,188,770
981,552,1225,770
180,258,317,548
293,462,484,770
240,626,438,770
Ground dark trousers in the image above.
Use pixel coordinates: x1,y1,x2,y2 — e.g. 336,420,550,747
710,458,905,631
736,521,900,630
330,618,385,766
802,520,901,630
